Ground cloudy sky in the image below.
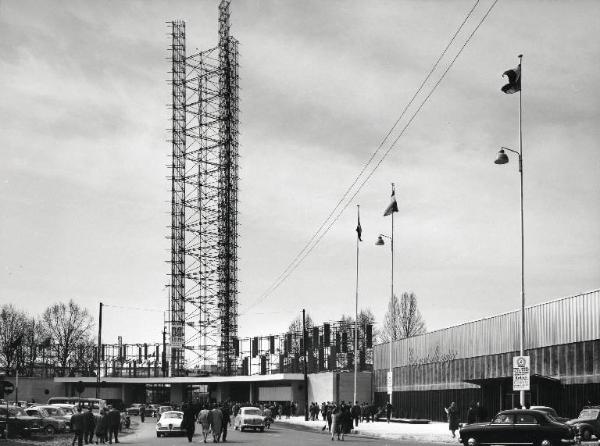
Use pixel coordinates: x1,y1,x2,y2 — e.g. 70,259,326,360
1,0,599,347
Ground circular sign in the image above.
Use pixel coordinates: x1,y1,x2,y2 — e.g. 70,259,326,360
1,380,14,395
516,357,526,367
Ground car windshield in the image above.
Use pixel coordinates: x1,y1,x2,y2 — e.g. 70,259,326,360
5,407,27,417
243,408,262,416
160,407,173,412
162,412,183,419
579,409,600,419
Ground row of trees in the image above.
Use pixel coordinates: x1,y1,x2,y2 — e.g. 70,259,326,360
0,300,95,376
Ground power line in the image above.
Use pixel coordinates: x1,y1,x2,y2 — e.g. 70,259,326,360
244,0,482,312
242,0,499,314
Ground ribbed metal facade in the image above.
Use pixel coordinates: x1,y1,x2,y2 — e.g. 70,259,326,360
374,289,600,370
372,289,600,420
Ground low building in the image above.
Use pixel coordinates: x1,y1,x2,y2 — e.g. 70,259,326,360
373,289,600,421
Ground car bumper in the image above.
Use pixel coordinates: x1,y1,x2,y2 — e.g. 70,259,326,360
156,426,185,434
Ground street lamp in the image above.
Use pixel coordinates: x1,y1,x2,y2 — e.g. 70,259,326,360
495,145,526,408
376,233,393,404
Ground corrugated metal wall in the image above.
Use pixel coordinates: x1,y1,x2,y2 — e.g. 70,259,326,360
374,289,600,370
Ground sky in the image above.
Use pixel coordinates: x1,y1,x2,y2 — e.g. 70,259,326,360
1,0,599,348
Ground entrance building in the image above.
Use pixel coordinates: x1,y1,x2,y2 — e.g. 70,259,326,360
373,289,600,421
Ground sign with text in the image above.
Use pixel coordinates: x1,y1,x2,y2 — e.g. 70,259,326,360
513,356,530,391
386,371,393,394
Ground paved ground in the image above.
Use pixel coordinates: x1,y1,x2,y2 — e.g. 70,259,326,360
114,417,453,446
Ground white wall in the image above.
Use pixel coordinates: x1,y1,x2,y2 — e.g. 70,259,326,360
308,372,334,403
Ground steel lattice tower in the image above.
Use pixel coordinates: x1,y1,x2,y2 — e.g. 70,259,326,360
168,0,239,376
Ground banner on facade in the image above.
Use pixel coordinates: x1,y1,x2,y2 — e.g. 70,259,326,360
386,371,393,395
512,355,530,391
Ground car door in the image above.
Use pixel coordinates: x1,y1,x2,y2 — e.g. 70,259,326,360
481,413,514,444
514,412,540,445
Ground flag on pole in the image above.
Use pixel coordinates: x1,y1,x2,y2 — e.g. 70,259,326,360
501,64,521,94
356,209,362,241
383,189,399,216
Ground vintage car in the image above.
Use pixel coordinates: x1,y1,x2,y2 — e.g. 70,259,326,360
155,411,185,437
566,406,600,441
126,403,143,416
25,406,68,434
31,405,72,430
459,409,578,446
0,405,43,438
529,406,569,423
234,406,265,432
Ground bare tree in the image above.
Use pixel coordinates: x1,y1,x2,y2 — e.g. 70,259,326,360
288,312,313,333
0,304,28,371
381,294,402,342
381,292,426,342
41,300,94,372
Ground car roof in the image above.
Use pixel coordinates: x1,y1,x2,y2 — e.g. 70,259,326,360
498,409,549,416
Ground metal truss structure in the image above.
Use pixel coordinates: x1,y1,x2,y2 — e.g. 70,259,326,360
168,0,239,376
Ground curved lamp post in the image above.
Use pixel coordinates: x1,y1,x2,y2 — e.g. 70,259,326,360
495,145,526,408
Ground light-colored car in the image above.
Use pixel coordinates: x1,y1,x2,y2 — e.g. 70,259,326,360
155,411,184,437
33,405,72,431
157,406,173,417
234,407,265,432
25,406,67,434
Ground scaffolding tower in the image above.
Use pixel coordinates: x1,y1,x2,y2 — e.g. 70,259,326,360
168,0,239,376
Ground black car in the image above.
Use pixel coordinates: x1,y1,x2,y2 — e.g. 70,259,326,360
567,406,600,441
459,409,578,446
0,406,43,439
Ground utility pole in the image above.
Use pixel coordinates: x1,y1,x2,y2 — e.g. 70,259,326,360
96,302,103,398
302,309,308,421
162,326,167,377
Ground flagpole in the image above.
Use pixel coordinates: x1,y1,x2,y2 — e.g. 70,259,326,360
518,53,525,409
353,205,360,406
389,183,394,405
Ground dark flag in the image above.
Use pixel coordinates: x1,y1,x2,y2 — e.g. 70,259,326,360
356,211,362,241
383,189,399,216
501,64,521,94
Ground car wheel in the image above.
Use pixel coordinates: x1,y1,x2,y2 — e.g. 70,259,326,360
466,437,478,446
44,425,56,435
581,429,592,442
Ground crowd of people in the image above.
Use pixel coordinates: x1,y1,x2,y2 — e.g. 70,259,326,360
69,404,123,445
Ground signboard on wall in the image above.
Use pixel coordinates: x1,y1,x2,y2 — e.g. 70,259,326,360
386,371,393,395
259,386,292,402
512,356,530,391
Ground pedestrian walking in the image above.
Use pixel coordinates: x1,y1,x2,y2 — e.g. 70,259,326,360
210,405,223,443
182,403,196,443
95,408,108,444
386,401,393,423
71,406,84,446
106,405,121,444
475,401,488,422
330,406,340,441
198,405,211,443
139,404,145,423
444,402,459,438
221,403,231,442
84,407,95,444
467,401,477,425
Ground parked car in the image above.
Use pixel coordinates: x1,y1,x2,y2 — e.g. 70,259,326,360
529,406,569,423
567,406,600,441
30,405,72,431
155,411,185,437
459,409,578,446
126,403,142,416
25,406,67,434
145,404,159,417
0,405,43,439
234,406,265,432
157,406,173,417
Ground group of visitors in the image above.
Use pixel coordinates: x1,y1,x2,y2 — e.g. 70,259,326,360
70,404,122,445
176,402,232,443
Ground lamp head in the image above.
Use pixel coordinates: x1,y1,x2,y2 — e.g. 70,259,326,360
375,235,385,246
494,149,509,165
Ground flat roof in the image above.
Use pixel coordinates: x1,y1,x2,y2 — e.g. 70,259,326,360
55,373,305,385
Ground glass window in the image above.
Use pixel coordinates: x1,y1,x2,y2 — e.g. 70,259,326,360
516,414,538,424
243,408,262,416
493,413,514,424
579,409,600,419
